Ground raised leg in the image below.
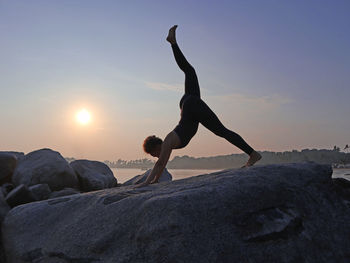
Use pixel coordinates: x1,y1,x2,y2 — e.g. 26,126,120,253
167,25,200,97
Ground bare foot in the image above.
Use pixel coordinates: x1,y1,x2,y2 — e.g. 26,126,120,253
166,25,178,44
241,151,262,168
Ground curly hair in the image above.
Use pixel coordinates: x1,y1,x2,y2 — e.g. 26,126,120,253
143,135,163,154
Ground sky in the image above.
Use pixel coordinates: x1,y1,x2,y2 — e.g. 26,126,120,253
1,0,349,161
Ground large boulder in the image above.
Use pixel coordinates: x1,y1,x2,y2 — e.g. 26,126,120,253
122,168,172,186
70,160,117,192
29,184,51,201
49,188,80,199
2,163,350,263
5,184,35,208
0,153,18,185
1,183,14,197
0,151,25,161
12,148,79,191
0,191,10,263
0,191,10,224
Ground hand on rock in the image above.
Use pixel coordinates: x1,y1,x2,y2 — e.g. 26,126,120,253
150,179,159,184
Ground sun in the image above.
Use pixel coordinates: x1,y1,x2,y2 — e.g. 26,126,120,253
76,109,91,125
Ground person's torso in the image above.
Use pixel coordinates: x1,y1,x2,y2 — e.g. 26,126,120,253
173,95,200,148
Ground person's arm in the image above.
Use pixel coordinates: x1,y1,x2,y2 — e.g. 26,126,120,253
136,132,177,187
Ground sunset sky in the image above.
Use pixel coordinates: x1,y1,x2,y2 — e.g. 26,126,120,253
1,0,349,161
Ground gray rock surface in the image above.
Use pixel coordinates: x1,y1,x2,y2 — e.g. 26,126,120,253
49,188,80,199
2,163,350,263
122,168,172,186
29,184,51,201
0,191,10,224
0,153,18,185
5,184,35,208
0,191,10,263
12,148,79,191
333,177,350,200
1,183,14,197
70,160,117,192
0,151,24,161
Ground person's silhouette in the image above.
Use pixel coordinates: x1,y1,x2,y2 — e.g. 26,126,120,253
137,25,261,187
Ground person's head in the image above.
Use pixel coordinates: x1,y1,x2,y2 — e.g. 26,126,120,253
143,135,163,157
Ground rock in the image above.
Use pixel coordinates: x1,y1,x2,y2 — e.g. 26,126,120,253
1,183,15,197
0,191,10,263
333,177,350,189
122,168,172,186
0,151,25,161
12,148,79,191
2,163,350,263
332,177,350,201
29,184,51,201
0,191,10,224
49,188,80,199
70,160,117,192
5,184,35,208
0,153,18,185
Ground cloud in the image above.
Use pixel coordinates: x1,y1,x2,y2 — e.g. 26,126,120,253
145,82,183,92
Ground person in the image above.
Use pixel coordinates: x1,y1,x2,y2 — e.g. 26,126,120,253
136,25,261,188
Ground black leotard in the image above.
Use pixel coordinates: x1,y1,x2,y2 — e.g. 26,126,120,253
173,94,199,148
171,43,254,155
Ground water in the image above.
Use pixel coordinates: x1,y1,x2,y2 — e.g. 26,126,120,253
112,168,350,184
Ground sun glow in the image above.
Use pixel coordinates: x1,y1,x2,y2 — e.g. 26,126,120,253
76,109,91,125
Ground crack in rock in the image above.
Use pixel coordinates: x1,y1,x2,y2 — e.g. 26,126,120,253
20,248,43,261
47,252,99,262
237,206,304,242
103,189,149,205
48,198,71,205
20,249,100,263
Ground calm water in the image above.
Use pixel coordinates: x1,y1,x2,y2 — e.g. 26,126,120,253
112,168,350,183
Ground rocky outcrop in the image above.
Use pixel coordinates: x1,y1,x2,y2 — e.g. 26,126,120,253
0,152,24,162
28,184,51,201
122,168,172,186
2,162,350,263
12,149,79,191
0,153,18,185
333,177,350,200
70,160,117,192
0,192,10,225
1,184,14,198
5,185,35,208
49,188,80,199
0,192,10,263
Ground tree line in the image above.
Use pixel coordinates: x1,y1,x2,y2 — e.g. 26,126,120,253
99,147,350,169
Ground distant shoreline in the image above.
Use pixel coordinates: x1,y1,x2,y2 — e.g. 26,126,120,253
112,167,350,170
112,167,221,170
68,149,350,170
